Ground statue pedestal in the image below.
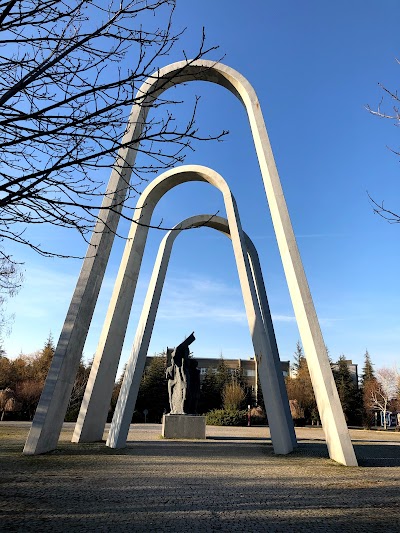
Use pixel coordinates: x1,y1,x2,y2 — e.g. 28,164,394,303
162,414,206,439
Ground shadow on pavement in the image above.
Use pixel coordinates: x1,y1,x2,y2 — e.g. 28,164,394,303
26,439,400,467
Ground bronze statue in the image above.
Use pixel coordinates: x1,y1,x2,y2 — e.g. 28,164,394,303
166,333,200,414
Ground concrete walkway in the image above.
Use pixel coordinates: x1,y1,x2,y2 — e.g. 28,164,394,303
1,423,400,532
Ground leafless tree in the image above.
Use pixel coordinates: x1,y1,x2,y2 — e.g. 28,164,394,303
0,387,13,420
222,381,246,411
15,379,43,419
66,360,91,419
0,246,23,339
367,68,400,223
0,0,224,265
368,366,399,429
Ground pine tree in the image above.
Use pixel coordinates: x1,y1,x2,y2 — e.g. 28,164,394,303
334,356,353,412
361,350,375,385
34,333,55,383
109,364,126,421
256,372,265,411
333,355,361,424
286,342,317,424
325,344,333,365
199,357,231,413
135,354,168,422
215,356,231,395
361,350,377,427
199,368,220,413
292,341,304,375
65,359,91,421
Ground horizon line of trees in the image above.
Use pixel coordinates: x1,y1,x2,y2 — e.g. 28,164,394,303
0,337,399,429
286,342,400,428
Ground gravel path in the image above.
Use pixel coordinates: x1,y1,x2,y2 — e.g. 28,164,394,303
1,423,399,532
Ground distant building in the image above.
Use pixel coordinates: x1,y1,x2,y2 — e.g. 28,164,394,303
289,359,358,387
145,355,358,389
331,359,358,387
145,356,290,404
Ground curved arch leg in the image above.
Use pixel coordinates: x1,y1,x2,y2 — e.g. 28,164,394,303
246,239,297,448
106,226,175,448
73,171,206,443
71,211,152,443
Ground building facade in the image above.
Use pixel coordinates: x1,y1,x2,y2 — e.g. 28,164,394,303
145,356,290,405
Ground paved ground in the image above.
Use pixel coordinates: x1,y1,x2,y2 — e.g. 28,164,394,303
1,423,400,532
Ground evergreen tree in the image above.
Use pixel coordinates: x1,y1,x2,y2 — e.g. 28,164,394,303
33,333,55,383
361,350,377,427
292,341,304,375
333,355,361,424
361,350,375,386
65,359,91,421
333,356,353,414
256,372,265,411
215,357,231,395
199,368,220,413
325,344,334,365
135,354,168,423
286,342,317,424
110,364,126,420
0,354,12,389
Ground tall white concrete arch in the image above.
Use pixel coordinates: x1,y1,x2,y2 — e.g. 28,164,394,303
107,214,294,450
73,166,296,454
24,60,357,466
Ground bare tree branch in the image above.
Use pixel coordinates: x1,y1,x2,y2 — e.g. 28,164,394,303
0,0,225,267
367,66,400,223
367,193,400,224
367,367,399,430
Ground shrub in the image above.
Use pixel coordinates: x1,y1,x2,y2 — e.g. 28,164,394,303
206,409,247,426
64,407,80,422
249,406,267,425
222,382,246,410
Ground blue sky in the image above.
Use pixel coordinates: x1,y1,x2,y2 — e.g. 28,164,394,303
3,1,400,376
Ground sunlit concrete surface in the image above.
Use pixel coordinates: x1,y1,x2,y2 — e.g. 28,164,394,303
3,423,400,532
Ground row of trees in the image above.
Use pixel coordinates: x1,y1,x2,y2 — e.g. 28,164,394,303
1,337,398,429
0,335,90,421
0,341,256,423
286,342,400,428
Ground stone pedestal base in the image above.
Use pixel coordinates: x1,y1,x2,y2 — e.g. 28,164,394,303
162,414,206,439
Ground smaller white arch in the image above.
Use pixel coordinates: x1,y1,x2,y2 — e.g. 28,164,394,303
73,165,295,454
106,215,296,453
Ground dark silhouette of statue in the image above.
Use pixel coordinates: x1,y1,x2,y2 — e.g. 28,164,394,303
166,332,200,415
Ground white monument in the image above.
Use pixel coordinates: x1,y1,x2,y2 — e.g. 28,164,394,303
23,60,357,467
